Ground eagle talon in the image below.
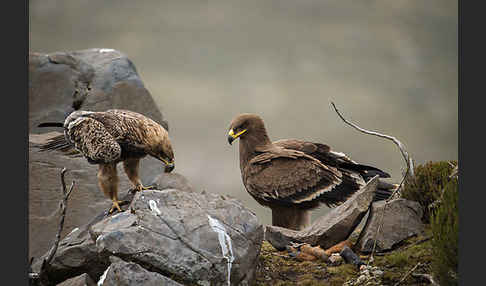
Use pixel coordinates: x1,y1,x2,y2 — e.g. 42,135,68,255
108,200,123,213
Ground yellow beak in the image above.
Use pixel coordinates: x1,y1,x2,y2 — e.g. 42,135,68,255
228,128,247,145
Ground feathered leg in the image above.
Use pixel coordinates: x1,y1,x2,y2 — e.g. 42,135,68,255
123,158,154,192
98,163,122,213
271,206,311,231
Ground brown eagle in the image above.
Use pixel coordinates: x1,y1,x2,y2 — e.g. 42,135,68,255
38,109,175,213
227,113,395,230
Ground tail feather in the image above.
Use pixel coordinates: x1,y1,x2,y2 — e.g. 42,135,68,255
340,162,391,179
38,134,80,156
373,180,399,202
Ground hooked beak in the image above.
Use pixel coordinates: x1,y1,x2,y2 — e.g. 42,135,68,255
160,158,175,173
165,163,175,173
228,128,247,145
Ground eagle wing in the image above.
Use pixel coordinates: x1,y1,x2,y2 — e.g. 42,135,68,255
273,139,390,180
243,148,348,208
65,116,122,164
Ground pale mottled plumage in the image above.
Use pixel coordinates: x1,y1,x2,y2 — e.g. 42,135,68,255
228,113,394,230
39,109,175,213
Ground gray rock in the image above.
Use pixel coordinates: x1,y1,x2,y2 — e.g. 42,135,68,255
29,48,167,134
356,198,424,253
57,273,96,286
29,48,171,259
265,176,379,250
33,189,263,286
151,172,194,193
91,189,264,286
100,256,183,286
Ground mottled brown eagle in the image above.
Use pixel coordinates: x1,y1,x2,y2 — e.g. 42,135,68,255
227,113,395,230
38,109,175,213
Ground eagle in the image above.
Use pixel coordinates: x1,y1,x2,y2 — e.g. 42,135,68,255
227,113,395,230
38,109,175,213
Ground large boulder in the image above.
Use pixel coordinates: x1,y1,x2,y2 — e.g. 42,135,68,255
29,48,169,259
356,198,425,253
100,256,183,286
32,189,264,286
57,273,96,286
29,48,167,133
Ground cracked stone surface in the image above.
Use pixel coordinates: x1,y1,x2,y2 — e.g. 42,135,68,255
29,48,170,259
356,198,424,253
57,273,96,286
100,256,183,286
33,189,264,286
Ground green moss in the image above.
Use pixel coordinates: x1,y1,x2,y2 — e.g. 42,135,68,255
430,178,458,286
401,160,457,223
256,230,436,285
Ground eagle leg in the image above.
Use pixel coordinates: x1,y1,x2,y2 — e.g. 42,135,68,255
271,206,311,231
98,163,122,213
123,158,154,192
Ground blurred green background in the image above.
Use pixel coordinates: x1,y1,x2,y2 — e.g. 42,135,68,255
29,0,458,225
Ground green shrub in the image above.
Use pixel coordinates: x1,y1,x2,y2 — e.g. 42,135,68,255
401,160,457,223
430,178,458,286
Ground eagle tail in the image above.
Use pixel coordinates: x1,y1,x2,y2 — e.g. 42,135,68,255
38,122,64,128
373,180,398,202
340,162,391,179
38,134,80,156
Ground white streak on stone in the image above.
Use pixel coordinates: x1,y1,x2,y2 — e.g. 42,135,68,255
149,200,161,216
97,266,110,286
207,215,234,286
67,227,79,236
99,48,115,53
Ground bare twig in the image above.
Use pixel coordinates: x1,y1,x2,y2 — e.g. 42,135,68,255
394,262,421,286
330,101,414,178
330,102,414,264
30,167,76,285
412,273,439,286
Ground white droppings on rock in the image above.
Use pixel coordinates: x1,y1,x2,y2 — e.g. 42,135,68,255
207,215,234,286
95,234,105,246
67,227,79,236
99,48,115,53
148,200,161,216
97,266,110,286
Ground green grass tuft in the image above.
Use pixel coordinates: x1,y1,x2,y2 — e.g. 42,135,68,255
401,160,457,223
430,178,458,286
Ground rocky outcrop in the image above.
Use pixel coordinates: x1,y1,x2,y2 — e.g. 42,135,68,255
356,198,424,253
29,48,170,259
100,256,183,286
29,48,167,133
57,273,96,286
32,188,264,286
265,176,379,251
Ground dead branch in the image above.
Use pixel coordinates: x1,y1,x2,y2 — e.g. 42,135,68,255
330,102,414,265
394,262,421,286
29,167,76,285
330,101,414,178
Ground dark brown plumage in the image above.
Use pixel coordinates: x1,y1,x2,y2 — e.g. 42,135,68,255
228,113,394,230
39,109,175,213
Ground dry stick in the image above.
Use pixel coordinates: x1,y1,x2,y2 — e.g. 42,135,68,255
330,102,414,178
40,168,76,273
394,262,421,286
330,102,414,265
